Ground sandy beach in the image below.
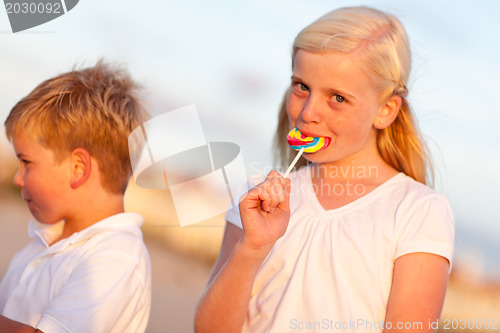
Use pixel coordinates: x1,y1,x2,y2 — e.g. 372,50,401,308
0,189,213,333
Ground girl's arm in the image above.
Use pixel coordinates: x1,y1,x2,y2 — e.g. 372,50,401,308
0,315,40,333
193,224,269,333
194,171,291,333
383,253,449,332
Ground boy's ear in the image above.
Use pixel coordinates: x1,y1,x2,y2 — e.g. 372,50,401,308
373,95,402,129
70,148,92,189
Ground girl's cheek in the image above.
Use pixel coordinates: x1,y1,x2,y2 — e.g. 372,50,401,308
287,97,303,119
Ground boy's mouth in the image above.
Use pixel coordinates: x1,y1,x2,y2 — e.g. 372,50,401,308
21,192,31,203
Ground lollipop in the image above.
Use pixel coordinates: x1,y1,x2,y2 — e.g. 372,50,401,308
283,128,331,177
286,127,331,153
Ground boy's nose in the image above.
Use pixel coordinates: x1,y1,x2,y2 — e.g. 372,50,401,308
13,169,24,188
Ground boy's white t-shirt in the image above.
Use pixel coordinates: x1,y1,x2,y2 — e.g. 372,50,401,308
226,167,455,333
0,212,151,333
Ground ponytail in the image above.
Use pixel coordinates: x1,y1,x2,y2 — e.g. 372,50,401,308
377,97,433,185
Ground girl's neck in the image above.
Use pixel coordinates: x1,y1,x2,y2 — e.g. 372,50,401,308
311,149,397,183
308,159,399,211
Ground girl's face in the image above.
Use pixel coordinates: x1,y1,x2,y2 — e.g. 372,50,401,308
287,49,385,165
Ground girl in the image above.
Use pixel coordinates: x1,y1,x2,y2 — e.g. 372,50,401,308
195,6,454,333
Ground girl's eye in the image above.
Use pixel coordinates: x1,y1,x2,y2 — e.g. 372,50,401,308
333,94,345,103
293,82,309,92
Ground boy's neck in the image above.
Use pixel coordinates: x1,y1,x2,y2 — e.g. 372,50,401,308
50,192,125,245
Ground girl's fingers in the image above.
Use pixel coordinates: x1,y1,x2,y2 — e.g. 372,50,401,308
258,182,276,212
264,170,282,181
260,172,287,212
241,170,290,213
270,177,286,204
258,186,274,212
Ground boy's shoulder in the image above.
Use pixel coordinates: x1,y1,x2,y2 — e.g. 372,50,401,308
72,212,146,249
27,212,146,253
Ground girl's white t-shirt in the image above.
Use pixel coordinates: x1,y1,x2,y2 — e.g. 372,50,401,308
226,166,454,333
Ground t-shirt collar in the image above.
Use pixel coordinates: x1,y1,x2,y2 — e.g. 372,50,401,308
28,212,144,248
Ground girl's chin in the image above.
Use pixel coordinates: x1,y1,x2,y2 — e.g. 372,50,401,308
303,150,331,163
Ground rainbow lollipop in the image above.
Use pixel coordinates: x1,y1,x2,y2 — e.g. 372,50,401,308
283,128,331,177
287,127,331,153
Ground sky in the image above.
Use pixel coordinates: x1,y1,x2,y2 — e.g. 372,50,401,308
1,0,499,272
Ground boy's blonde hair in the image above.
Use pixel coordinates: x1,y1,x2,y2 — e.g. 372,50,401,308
5,60,146,193
275,6,432,185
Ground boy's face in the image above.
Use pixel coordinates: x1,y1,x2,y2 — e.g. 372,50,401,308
11,134,73,224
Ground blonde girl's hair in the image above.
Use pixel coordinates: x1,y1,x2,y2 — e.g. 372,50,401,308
275,6,433,185
5,60,147,194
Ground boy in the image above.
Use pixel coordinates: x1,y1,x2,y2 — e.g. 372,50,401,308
0,61,152,333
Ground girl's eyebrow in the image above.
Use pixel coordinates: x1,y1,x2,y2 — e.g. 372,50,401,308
290,75,356,101
325,87,357,101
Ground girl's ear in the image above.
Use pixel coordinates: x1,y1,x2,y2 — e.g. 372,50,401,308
373,95,402,129
70,148,91,189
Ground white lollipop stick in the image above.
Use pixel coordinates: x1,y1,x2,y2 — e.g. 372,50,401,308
283,147,304,178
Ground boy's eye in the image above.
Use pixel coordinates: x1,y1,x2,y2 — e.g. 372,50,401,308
333,94,345,103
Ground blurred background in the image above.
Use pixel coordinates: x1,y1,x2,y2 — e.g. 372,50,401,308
1,0,499,332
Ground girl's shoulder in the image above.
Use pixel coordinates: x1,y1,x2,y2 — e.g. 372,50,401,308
382,173,453,222
389,173,445,201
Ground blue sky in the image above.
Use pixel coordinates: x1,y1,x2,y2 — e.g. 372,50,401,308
1,0,499,269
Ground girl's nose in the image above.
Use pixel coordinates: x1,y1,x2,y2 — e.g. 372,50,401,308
300,96,322,123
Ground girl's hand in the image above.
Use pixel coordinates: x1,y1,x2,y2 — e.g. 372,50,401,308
238,170,291,255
